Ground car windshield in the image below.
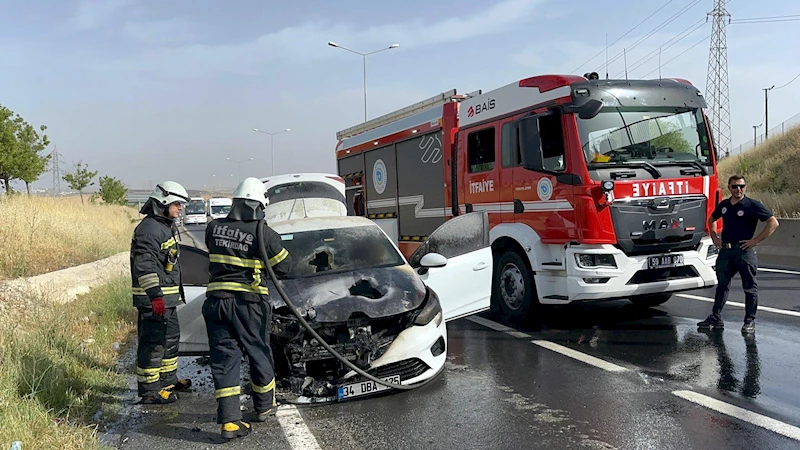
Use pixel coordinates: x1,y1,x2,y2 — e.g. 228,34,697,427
577,107,713,167
211,205,231,215
185,201,206,215
279,225,405,279
267,181,345,204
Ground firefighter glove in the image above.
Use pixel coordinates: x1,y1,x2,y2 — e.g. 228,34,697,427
151,297,166,316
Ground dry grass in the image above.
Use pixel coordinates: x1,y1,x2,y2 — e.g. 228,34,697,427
0,195,139,279
717,124,800,217
0,276,135,450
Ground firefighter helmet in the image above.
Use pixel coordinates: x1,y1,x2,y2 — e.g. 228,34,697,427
232,177,269,207
150,181,190,205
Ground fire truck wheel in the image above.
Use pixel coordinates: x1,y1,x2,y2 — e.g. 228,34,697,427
629,293,671,308
493,251,538,321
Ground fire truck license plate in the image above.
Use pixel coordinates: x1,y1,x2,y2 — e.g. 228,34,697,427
648,254,684,269
337,375,401,400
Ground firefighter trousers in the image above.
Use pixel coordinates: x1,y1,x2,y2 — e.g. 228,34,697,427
136,306,180,397
202,296,276,424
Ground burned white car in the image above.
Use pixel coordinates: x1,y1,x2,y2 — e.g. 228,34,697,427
177,212,492,402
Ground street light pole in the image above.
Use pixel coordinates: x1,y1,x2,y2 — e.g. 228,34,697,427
328,41,399,122
763,85,775,140
226,157,254,182
253,128,290,176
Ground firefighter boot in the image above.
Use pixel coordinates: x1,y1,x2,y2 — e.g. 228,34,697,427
140,389,178,405
254,406,277,422
221,421,251,440
164,379,193,392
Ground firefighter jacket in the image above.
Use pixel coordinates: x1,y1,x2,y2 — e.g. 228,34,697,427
205,218,292,302
130,214,183,308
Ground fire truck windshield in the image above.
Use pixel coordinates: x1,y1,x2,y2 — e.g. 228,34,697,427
577,107,713,172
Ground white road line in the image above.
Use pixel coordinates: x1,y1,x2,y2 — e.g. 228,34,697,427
467,316,532,339
531,340,629,373
677,294,800,318
760,267,800,275
673,390,800,441
276,405,322,450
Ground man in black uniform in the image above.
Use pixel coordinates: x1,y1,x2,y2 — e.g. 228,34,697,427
131,181,193,404
698,175,779,333
203,177,292,440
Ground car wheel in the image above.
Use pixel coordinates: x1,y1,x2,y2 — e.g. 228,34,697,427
629,293,671,308
493,250,538,321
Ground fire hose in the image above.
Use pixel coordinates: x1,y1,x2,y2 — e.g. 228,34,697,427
257,222,441,395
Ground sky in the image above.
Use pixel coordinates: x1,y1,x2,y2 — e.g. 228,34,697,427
1,0,799,192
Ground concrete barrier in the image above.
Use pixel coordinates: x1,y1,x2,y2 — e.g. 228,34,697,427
753,218,800,267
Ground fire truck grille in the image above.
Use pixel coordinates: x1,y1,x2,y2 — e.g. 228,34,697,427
611,195,707,256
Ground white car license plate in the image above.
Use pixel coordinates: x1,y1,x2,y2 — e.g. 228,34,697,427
337,375,400,400
648,254,684,269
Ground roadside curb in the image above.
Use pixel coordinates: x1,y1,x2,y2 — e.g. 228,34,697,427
0,252,130,317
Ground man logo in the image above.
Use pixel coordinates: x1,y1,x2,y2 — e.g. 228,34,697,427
643,217,684,231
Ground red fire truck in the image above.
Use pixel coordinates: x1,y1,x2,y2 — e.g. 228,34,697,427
335,73,721,320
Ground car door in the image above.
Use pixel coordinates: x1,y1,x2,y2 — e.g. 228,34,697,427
408,211,493,322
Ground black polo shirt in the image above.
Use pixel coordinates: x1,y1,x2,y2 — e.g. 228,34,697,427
711,196,773,243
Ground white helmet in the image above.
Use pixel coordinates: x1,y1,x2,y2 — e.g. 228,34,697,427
150,181,189,205
232,177,269,207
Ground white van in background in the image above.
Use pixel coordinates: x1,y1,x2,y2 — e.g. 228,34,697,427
208,197,232,220
184,197,208,225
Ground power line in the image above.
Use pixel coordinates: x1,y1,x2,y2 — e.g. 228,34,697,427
731,14,800,22
599,0,704,73
617,18,706,78
571,0,676,73
775,72,800,90
641,33,710,78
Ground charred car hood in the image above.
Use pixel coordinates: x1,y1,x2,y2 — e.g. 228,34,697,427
267,264,427,323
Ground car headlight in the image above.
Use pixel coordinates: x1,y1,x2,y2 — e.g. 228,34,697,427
412,287,443,327
575,254,617,268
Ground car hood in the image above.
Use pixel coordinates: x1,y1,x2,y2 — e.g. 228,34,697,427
267,264,427,323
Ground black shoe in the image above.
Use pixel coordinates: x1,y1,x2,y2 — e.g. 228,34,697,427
221,421,251,440
741,320,755,334
697,316,724,329
254,407,277,422
139,389,178,404
164,379,192,392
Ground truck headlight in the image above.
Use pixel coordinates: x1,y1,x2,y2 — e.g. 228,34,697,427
575,254,617,268
412,287,443,326
706,244,719,259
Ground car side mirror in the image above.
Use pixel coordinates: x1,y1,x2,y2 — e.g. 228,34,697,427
420,253,448,268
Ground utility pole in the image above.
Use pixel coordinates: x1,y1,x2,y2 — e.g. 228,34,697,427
763,85,775,140
706,0,732,158
752,124,762,148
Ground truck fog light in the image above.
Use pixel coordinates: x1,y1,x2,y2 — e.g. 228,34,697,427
583,277,610,284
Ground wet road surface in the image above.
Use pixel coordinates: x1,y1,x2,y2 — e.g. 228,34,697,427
104,224,800,449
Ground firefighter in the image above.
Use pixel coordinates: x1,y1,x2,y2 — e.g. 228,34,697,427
203,177,292,440
131,181,193,404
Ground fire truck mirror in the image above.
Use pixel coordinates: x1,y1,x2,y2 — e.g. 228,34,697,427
578,99,603,120
518,116,544,171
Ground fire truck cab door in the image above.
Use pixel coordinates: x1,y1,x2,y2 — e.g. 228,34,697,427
408,212,492,322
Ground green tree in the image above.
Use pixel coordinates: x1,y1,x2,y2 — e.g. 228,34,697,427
0,105,24,195
63,161,98,204
98,175,128,205
15,123,51,195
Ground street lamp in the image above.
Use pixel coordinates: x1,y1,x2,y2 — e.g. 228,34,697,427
226,157,254,182
328,41,399,122
763,85,775,140
253,128,290,176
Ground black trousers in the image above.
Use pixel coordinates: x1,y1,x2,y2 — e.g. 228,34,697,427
136,306,180,397
203,296,276,424
712,247,759,322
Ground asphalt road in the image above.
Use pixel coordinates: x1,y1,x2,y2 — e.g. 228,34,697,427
102,224,800,449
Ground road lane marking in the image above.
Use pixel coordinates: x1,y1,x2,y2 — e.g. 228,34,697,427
531,340,629,373
760,267,800,275
676,294,800,318
276,405,322,450
466,316,625,372
673,390,800,441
